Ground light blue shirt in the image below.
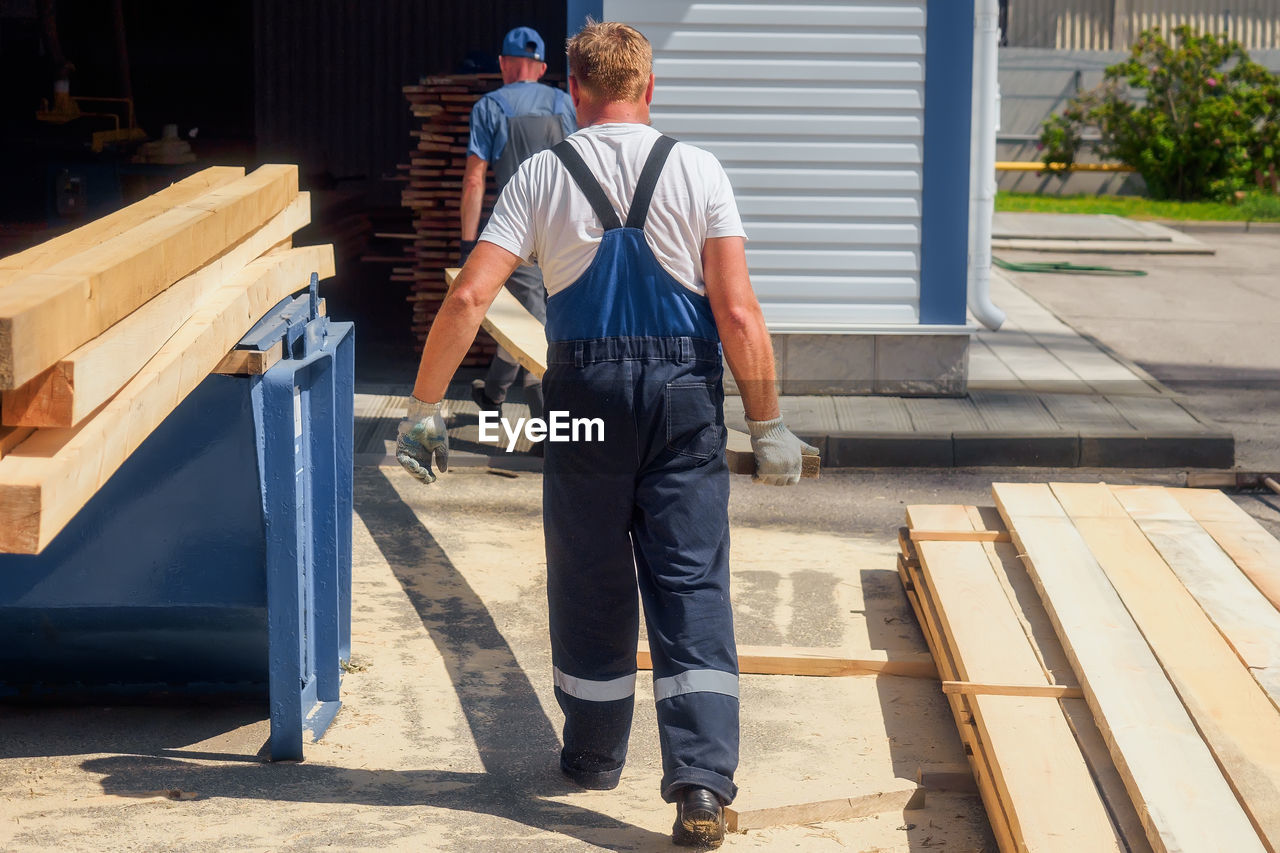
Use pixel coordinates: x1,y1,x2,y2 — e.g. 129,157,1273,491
468,81,577,164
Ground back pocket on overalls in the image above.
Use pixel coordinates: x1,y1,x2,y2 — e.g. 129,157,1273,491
665,382,725,461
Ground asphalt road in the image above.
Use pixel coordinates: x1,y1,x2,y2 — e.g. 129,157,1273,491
996,228,1280,472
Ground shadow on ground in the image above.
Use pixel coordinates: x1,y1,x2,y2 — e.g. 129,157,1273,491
15,468,671,851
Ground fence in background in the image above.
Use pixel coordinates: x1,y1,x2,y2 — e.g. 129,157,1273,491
1008,0,1280,50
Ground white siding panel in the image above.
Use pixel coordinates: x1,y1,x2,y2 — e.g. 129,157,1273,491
752,275,919,302
655,112,921,138
747,222,919,245
642,28,924,55
608,0,928,327
736,195,920,218
695,141,919,164
725,167,920,192
655,57,924,83
747,248,918,273
658,85,924,111
622,1,925,28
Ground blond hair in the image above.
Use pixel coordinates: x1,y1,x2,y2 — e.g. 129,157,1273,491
566,20,652,102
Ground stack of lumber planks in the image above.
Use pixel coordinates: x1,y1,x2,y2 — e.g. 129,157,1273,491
900,483,1280,853
0,165,334,555
399,74,503,364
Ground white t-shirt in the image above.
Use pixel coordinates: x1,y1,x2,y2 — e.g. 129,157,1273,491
480,123,746,298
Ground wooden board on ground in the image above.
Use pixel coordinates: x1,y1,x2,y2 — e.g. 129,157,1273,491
2,193,312,427
445,267,820,478
1051,482,1280,851
914,532,1124,852
992,482,1265,853
0,244,334,554
0,164,299,390
1169,487,1280,614
896,528,1019,852
636,646,936,679
725,781,924,832
1112,485,1280,705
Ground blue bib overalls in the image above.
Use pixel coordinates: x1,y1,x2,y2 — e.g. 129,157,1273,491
542,135,739,805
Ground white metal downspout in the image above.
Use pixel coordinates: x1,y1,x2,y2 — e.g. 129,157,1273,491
968,0,1006,330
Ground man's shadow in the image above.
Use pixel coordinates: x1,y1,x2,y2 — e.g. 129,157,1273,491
78,469,670,850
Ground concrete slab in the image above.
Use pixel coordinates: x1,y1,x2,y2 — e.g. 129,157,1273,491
0,467,996,851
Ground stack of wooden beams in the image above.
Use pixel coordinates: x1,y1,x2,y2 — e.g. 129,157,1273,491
399,73,502,364
900,484,1280,853
0,165,335,555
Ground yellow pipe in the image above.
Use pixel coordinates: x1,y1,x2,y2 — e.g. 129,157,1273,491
997,161,1135,172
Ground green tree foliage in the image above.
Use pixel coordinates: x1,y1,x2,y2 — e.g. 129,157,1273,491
1040,26,1280,200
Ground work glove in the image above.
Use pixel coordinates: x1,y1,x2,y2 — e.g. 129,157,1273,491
459,239,478,265
397,398,449,484
746,416,819,486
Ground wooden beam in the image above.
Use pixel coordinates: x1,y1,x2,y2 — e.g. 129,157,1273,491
1112,485,1280,705
0,425,33,459
445,267,819,478
993,482,1264,853
212,340,285,376
0,167,245,276
941,681,1083,699
2,194,311,427
0,244,334,554
0,165,298,390
1168,487,1280,613
635,646,937,680
1053,482,1280,852
724,781,924,832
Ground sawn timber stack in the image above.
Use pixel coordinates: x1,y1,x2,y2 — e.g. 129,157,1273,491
901,484,1280,853
0,166,334,554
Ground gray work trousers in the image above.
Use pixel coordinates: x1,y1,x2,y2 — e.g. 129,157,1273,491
485,262,546,421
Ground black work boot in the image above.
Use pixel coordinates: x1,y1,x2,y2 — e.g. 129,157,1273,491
471,379,502,415
672,786,725,848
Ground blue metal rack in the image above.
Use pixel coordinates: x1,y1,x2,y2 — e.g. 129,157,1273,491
0,276,354,761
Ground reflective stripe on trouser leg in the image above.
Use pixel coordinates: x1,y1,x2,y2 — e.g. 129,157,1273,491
544,356,641,782
653,669,738,702
554,667,636,702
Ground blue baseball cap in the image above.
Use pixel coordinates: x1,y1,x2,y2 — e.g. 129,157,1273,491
501,26,545,61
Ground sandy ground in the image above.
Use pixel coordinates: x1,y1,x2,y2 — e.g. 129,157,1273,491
0,465,996,852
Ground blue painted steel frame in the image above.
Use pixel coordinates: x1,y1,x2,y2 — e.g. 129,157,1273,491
0,288,354,764
255,300,354,761
918,0,976,326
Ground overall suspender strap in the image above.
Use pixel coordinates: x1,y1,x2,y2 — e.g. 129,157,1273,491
551,140,623,231
625,135,677,230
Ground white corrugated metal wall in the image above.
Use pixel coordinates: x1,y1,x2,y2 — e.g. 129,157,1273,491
1008,0,1280,50
604,0,929,330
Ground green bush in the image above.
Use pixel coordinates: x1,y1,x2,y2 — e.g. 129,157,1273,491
1040,26,1280,200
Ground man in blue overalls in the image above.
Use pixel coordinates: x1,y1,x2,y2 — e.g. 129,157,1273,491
400,20,816,848
462,26,577,430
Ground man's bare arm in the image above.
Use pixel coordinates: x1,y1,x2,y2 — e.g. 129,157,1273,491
460,155,488,242
702,236,780,421
411,241,522,403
